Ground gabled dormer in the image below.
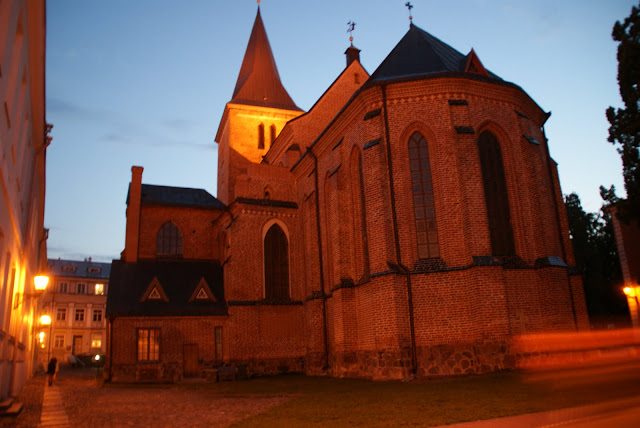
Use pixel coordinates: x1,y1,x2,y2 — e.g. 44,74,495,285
139,277,169,303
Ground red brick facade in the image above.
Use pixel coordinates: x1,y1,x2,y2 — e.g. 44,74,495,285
107,13,588,382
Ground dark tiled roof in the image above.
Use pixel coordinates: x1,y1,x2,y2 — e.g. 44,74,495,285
128,184,225,209
47,259,111,279
368,23,502,84
106,260,226,317
231,8,301,111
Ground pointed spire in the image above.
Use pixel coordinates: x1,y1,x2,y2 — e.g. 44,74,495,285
231,8,301,111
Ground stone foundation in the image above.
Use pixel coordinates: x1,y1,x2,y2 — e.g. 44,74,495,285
416,342,514,377
229,356,305,379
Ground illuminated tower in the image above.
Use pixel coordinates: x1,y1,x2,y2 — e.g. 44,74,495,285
215,7,303,204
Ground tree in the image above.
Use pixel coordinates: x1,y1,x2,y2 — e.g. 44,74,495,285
565,193,626,326
605,3,640,223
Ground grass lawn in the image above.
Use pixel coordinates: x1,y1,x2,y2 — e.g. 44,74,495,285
192,363,640,427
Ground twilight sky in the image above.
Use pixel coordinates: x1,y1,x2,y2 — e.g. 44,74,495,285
45,0,636,262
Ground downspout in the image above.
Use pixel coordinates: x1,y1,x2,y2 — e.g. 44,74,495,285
381,84,417,373
541,119,578,330
308,150,330,370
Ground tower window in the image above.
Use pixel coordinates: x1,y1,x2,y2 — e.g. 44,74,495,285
258,123,265,149
270,124,276,147
408,132,439,259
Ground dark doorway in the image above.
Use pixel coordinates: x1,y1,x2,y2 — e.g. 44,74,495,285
183,344,199,377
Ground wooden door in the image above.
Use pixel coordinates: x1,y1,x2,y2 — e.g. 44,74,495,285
183,344,199,377
72,335,83,355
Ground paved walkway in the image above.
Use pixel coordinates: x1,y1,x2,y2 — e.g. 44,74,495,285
38,384,70,428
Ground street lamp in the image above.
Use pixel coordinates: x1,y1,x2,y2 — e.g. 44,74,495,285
34,275,49,292
623,285,640,327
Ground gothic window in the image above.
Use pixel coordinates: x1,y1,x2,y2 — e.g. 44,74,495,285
258,123,265,149
409,132,439,258
264,223,289,300
350,148,369,280
478,130,515,256
156,221,182,257
270,124,276,147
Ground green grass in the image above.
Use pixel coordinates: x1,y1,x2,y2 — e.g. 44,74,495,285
193,364,640,427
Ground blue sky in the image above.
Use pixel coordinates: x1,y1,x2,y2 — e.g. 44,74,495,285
45,0,636,262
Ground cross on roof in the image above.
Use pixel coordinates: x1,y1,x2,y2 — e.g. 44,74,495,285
347,21,356,44
405,2,413,23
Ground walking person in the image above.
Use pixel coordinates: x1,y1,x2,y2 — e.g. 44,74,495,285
46,357,57,386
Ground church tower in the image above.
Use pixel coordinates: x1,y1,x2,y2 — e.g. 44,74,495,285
215,7,303,204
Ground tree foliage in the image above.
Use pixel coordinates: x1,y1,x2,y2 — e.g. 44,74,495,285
605,3,640,223
564,193,626,325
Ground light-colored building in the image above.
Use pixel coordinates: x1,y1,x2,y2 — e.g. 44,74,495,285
0,0,49,399
40,259,110,366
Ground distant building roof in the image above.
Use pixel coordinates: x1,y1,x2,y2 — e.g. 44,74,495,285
127,184,225,209
106,260,226,317
231,8,301,111
367,23,502,84
48,259,111,280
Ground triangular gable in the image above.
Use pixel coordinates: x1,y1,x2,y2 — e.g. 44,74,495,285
139,277,169,302
188,277,217,303
464,49,489,77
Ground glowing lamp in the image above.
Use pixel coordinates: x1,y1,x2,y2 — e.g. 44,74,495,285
40,315,52,325
94,355,100,362
624,287,636,297
34,275,49,292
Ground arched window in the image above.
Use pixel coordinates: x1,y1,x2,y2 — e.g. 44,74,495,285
270,124,276,147
156,222,182,257
409,132,439,259
350,148,369,280
264,223,289,300
478,130,515,256
258,123,265,149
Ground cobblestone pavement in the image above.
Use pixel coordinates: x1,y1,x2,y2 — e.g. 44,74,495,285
54,368,294,428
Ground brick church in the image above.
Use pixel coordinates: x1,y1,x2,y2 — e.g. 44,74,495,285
106,7,589,382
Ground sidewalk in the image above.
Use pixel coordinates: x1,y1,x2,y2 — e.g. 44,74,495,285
439,395,640,428
37,384,70,428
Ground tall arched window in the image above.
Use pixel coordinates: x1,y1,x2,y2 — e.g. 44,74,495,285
156,222,182,257
478,130,515,256
270,124,276,147
264,223,289,300
409,132,439,259
258,123,265,149
350,148,369,280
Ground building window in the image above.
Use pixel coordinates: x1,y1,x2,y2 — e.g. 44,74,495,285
91,334,102,349
56,308,66,321
77,283,86,294
75,309,85,321
62,265,76,273
478,130,515,256
264,223,289,300
87,266,101,273
270,124,276,147
215,326,223,361
95,283,104,295
156,222,183,257
58,282,68,293
137,329,160,362
408,132,440,258
54,335,64,348
93,309,103,322
258,123,265,149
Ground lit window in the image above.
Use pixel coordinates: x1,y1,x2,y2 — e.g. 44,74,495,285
137,329,160,361
408,132,439,258
56,308,66,321
75,309,84,321
93,309,102,322
58,282,68,293
54,335,64,348
156,222,183,257
95,283,104,295
77,283,86,294
91,334,102,348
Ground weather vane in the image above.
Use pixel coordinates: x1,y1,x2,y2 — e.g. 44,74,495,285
347,21,356,45
405,2,413,23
